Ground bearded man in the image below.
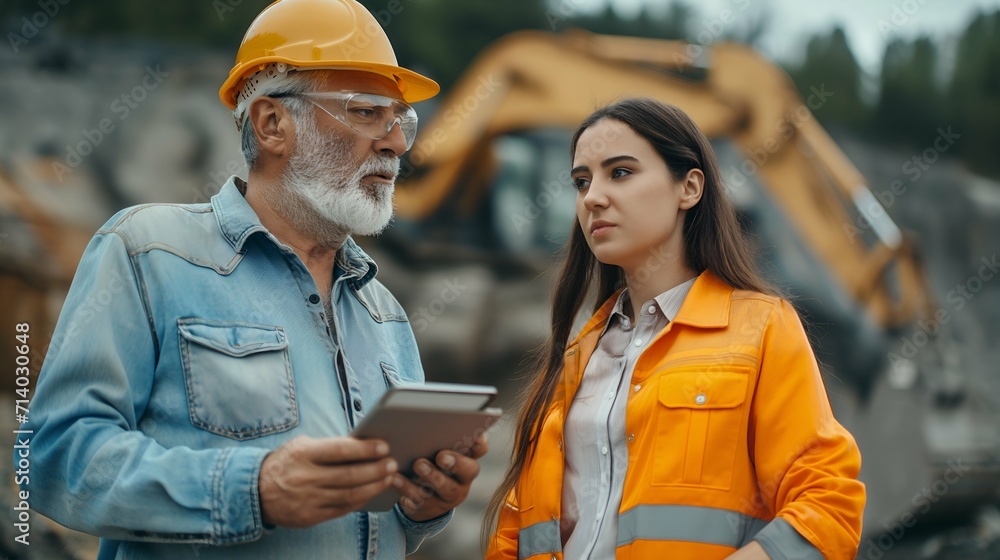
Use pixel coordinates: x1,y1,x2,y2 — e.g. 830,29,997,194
20,1,486,558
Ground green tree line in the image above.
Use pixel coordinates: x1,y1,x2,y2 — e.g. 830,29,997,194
787,13,1000,179
3,0,998,178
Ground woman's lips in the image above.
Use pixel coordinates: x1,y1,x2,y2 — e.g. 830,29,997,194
591,225,615,237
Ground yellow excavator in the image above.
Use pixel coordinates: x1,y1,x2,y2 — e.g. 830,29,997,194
368,30,1000,538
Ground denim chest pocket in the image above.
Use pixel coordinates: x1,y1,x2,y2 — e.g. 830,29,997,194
653,367,750,490
178,319,298,440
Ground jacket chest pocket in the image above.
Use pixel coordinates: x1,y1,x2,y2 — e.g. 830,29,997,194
178,319,298,440
652,368,749,490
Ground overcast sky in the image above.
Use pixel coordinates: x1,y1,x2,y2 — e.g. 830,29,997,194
575,0,1000,74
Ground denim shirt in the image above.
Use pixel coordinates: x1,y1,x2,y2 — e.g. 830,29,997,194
20,177,451,559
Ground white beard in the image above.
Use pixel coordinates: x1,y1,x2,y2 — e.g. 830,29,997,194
271,111,400,246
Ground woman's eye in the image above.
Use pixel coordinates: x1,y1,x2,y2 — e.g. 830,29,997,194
611,167,631,179
572,177,590,190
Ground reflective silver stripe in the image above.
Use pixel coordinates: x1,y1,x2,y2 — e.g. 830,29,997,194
752,517,823,560
617,505,770,549
518,518,561,559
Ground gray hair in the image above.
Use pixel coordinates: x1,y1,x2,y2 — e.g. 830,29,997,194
240,71,327,171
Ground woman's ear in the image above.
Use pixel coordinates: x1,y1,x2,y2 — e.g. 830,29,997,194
679,168,705,210
248,97,295,163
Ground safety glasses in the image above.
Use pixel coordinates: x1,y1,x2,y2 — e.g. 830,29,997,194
279,91,418,150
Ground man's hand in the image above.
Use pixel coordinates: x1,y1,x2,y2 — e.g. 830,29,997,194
394,432,489,522
258,436,397,528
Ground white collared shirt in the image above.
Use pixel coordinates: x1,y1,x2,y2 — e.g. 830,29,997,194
560,278,697,559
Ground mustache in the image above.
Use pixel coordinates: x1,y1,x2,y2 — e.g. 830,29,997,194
358,155,400,180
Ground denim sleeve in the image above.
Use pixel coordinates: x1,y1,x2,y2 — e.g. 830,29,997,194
394,503,453,554
18,228,269,545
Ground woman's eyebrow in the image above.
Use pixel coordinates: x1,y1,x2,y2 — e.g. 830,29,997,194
572,155,639,175
600,155,638,168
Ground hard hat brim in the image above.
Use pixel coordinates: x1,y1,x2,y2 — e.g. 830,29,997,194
219,58,440,110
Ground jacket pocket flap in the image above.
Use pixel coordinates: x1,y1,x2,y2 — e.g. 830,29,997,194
658,371,749,409
178,319,287,357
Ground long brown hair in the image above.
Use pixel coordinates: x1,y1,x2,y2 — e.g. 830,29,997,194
482,98,776,549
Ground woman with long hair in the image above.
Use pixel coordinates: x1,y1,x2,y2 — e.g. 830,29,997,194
483,98,865,560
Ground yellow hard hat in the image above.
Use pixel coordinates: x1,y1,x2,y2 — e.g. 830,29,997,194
219,0,439,112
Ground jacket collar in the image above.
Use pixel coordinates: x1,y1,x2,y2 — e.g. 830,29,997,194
671,269,732,328
559,269,733,406
211,176,378,289
569,269,732,348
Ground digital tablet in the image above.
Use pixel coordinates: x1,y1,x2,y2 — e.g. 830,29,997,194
351,383,503,511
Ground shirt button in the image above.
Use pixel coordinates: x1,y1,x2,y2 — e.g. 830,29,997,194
634,384,641,392
308,293,320,304
647,305,656,314
634,339,643,347
608,391,614,399
353,398,363,411
601,446,608,455
695,393,707,405
628,433,635,443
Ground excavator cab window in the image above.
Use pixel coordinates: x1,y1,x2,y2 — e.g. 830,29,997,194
490,130,577,255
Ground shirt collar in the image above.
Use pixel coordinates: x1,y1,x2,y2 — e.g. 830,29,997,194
335,238,379,290
654,277,697,321
605,276,697,332
211,176,378,289
213,176,269,252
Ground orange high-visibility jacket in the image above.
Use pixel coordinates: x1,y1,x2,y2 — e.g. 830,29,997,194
487,271,865,560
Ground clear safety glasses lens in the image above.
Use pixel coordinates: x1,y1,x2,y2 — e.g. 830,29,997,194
300,92,418,150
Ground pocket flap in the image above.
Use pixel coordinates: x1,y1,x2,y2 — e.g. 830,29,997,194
381,362,416,387
178,319,287,357
658,371,749,409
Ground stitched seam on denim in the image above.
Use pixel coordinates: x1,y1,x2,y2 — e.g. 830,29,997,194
97,204,157,233
178,322,287,356
104,230,162,362
381,362,403,388
210,448,227,543
178,330,204,435
99,203,214,234
127,242,246,275
212,192,239,250
282,338,299,432
353,289,408,323
248,449,264,540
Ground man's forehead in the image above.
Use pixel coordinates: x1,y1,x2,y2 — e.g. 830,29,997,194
310,70,404,100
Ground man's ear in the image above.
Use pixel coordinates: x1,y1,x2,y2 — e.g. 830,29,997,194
248,97,296,162
678,168,705,210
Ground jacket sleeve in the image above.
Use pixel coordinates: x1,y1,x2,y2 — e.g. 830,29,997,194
484,490,521,560
18,229,270,545
749,299,866,560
